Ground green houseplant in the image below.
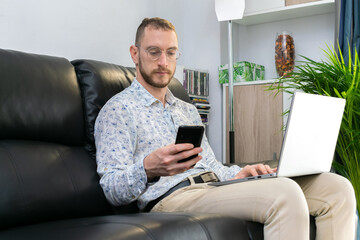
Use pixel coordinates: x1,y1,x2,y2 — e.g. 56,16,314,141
269,45,360,214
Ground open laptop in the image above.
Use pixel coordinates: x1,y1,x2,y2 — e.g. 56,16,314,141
210,92,346,186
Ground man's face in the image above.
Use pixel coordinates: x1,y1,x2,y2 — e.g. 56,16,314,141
136,27,178,88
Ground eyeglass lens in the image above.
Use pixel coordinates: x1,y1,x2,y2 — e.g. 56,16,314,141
145,47,180,61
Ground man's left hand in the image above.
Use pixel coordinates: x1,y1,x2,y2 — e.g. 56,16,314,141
233,164,277,180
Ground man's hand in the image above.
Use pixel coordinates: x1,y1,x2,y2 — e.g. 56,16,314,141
144,143,202,180
233,164,277,180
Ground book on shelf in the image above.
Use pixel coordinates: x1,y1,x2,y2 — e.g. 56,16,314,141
200,114,209,124
190,97,210,108
176,66,211,125
189,96,210,125
190,96,209,103
182,69,209,96
193,103,210,110
197,109,210,114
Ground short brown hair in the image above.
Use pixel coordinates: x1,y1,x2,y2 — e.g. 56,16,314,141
135,17,177,46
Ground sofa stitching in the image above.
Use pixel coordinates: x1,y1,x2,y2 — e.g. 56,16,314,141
109,222,156,240
56,147,79,196
74,68,93,140
0,142,27,209
57,220,156,240
189,217,212,240
171,214,212,240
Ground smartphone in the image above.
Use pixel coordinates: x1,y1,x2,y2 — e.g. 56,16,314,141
175,125,205,163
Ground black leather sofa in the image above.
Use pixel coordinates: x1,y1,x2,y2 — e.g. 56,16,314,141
0,48,315,240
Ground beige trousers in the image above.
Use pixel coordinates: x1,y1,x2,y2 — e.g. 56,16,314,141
151,173,356,240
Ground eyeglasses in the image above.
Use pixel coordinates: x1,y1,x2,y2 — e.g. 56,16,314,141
137,45,181,62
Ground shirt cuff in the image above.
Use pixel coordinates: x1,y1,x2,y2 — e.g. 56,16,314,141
140,154,161,185
128,160,148,195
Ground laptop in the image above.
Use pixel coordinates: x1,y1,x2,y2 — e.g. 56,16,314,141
210,92,346,186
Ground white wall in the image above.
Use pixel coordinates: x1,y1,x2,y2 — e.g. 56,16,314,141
0,0,151,66
174,1,223,161
0,0,225,161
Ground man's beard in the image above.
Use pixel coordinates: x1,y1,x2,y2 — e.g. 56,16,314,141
138,56,174,88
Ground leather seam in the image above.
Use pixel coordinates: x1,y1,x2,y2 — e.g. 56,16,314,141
73,221,157,240
56,147,79,196
175,214,213,240
0,142,27,208
38,219,156,239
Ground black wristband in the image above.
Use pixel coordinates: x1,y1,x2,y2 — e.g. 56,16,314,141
148,176,160,183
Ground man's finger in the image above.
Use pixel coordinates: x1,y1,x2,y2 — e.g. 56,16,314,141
178,155,202,169
256,164,268,175
168,143,194,155
264,164,273,173
249,167,259,176
175,147,202,162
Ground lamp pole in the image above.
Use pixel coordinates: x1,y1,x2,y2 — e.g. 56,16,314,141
214,0,244,164
228,20,235,164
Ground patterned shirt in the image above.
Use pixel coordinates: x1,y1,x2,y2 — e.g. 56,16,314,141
94,79,241,210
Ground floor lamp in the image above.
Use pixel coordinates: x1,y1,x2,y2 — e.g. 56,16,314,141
227,20,235,164
215,0,245,164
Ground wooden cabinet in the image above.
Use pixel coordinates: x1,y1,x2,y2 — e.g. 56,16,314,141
222,82,283,164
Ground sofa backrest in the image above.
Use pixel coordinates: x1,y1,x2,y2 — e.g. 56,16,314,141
0,49,110,230
72,59,136,160
0,49,84,145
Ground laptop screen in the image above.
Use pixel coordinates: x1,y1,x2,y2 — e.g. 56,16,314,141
277,92,345,177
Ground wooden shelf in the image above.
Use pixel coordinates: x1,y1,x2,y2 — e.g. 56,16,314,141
222,79,279,86
234,0,335,26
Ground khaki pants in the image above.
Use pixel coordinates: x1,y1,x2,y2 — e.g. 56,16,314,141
151,172,356,240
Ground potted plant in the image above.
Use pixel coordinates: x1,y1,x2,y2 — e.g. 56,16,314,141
269,45,360,220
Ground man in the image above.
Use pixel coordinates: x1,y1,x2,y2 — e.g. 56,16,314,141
95,17,356,239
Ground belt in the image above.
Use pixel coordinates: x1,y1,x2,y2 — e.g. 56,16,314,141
144,172,219,212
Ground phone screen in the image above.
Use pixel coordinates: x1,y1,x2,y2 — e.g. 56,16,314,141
175,125,204,162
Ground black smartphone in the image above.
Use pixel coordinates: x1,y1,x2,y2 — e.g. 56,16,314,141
175,125,205,163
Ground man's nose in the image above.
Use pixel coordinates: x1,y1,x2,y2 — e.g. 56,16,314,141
157,52,168,66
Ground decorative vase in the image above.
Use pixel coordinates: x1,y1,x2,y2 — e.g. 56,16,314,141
275,31,295,77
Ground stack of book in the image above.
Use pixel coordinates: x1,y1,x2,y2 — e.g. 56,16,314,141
190,96,210,125
178,67,211,126
183,69,209,96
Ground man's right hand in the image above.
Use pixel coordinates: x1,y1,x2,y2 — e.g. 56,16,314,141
143,143,202,181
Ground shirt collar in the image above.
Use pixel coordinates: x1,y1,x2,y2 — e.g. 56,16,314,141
165,88,176,106
132,78,177,107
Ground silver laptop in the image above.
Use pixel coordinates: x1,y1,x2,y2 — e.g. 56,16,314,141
210,92,346,186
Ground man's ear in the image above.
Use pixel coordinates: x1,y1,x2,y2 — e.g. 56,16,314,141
130,45,139,65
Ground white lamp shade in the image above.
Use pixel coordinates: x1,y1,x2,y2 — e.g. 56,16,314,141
215,0,245,21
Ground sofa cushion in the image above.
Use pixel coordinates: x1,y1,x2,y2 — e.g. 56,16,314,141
0,140,110,230
72,60,136,159
72,59,191,159
0,213,249,240
0,49,84,146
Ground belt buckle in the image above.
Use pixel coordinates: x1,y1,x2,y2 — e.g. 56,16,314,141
200,172,218,183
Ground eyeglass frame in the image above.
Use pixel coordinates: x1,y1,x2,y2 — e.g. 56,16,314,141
136,45,181,62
